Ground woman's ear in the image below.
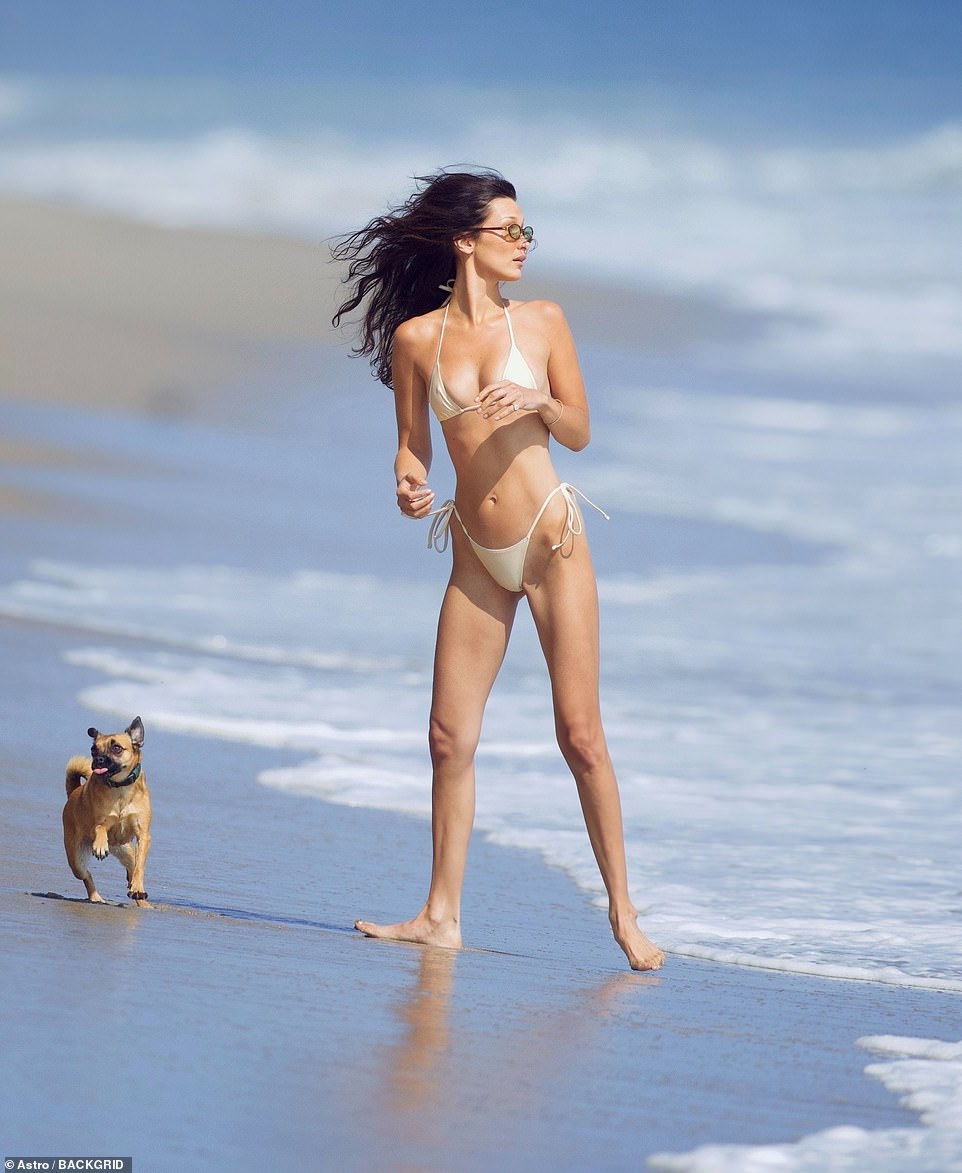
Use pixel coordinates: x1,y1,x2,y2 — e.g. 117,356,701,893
453,232,476,257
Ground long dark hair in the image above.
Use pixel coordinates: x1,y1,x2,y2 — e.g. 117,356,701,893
331,167,516,388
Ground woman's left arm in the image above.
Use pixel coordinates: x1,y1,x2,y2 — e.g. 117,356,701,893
537,301,591,451
478,301,591,450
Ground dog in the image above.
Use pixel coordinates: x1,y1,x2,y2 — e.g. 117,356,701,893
62,716,152,905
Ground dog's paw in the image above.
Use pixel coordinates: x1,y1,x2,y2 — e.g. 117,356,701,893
129,889,148,903
93,845,109,861
88,892,106,904
92,832,109,860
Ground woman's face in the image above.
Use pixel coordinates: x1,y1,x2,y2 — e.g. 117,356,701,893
467,197,532,282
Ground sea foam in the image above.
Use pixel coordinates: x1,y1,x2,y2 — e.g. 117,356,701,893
648,1035,962,1172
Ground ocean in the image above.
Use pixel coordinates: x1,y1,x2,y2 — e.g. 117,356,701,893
1,69,960,1170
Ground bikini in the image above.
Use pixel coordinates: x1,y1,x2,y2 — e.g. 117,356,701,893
428,300,538,423
425,301,607,593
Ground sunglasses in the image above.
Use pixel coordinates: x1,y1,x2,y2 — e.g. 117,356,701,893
474,223,535,244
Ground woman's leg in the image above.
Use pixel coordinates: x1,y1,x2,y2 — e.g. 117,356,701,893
356,548,520,947
526,529,664,971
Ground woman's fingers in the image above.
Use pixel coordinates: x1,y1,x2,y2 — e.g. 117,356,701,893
480,385,556,422
478,380,531,420
397,476,434,517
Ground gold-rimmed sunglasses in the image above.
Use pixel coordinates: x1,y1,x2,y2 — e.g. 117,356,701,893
474,223,535,244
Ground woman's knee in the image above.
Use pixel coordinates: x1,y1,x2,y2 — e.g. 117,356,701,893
429,715,479,770
556,715,608,775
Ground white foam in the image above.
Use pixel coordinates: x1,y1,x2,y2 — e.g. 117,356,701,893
68,646,427,751
2,559,434,676
649,1035,962,1172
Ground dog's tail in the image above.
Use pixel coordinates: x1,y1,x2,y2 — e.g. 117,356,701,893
65,755,91,796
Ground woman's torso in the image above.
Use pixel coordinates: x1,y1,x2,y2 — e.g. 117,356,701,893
420,299,559,546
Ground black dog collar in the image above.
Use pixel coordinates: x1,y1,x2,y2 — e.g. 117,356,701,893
101,762,142,789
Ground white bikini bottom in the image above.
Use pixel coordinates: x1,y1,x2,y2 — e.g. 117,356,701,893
426,482,608,593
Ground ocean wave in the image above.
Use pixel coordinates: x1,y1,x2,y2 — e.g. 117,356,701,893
0,559,433,676
1,77,960,370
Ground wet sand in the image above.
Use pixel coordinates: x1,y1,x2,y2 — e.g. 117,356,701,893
2,616,956,1171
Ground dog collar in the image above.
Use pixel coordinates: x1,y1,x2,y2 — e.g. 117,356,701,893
102,762,142,788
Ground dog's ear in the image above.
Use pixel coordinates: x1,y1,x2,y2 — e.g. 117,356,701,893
87,727,100,740
127,716,145,748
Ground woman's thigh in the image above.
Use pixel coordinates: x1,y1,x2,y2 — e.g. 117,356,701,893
431,542,522,744
524,530,603,722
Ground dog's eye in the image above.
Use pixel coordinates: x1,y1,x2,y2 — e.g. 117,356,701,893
110,742,124,754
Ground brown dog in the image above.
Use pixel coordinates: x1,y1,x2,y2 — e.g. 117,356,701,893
62,716,152,904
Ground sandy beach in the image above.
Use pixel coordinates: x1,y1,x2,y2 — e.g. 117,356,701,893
1,197,958,1171
2,616,955,1171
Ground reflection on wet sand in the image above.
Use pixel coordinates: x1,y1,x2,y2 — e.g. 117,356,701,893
386,946,458,1114
377,944,662,1158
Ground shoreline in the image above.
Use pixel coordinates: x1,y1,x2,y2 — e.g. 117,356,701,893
2,610,957,1170
0,192,768,413
0,193,340,414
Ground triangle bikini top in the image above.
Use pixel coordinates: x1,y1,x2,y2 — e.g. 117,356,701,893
428,301,539,423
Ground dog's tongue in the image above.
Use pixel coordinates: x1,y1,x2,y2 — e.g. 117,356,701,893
92,766,109,775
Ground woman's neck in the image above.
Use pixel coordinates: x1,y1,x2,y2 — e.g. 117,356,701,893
448,271,506,324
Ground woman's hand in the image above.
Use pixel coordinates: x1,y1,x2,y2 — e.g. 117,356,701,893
396,473,435,519
477,379,557,423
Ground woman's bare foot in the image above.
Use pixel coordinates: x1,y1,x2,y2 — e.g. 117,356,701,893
355,909,462,950
610,907,665,971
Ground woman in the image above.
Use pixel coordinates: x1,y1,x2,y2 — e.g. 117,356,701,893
332,168,664,971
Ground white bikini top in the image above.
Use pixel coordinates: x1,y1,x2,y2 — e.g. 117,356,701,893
428,302,539,423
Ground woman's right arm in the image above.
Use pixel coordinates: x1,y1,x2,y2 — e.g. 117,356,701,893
392,320,436,519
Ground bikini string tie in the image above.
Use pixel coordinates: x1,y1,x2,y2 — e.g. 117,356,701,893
427,500,456,553
551,483,610,551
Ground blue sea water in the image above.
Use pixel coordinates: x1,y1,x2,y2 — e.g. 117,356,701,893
1,36,961,1168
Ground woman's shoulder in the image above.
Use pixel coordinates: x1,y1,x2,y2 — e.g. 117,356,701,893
394,306,445,350
508,298,571,332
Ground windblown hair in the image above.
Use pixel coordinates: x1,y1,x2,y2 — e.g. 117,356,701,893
331,168,517,388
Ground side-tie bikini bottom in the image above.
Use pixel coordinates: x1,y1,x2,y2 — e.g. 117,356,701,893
426,482,608,593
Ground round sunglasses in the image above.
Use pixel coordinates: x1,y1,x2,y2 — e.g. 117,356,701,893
474,223,535,243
